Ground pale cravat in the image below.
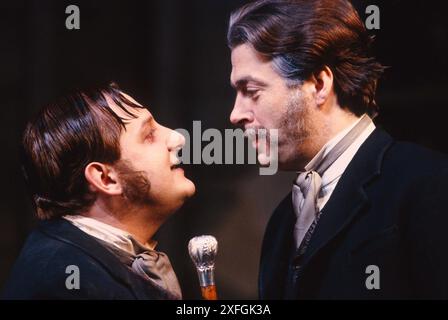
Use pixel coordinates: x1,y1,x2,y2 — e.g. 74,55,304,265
292,115,373,249
101,238,182,300
63,215,182,299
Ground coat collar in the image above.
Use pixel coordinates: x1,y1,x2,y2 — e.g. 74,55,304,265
37,218,173,300
298,128,394,271
259,128,395,298
259,192,296,298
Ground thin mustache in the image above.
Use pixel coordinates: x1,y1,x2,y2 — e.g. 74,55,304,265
244,127,270,140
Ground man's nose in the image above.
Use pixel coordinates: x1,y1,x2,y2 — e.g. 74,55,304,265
230,96,253,126
167,128,186,151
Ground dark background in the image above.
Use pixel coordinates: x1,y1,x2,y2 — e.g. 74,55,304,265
1,0,447,299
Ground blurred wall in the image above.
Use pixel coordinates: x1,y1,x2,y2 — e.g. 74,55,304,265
1,0,447,299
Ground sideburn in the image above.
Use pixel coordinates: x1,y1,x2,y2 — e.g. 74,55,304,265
115,160,152,206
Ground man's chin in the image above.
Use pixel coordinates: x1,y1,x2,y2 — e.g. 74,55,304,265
166,181,196,214
174,168,196,197
182,178,196,198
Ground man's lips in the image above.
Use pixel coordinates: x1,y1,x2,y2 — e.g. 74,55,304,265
172,165,185,175
170,151,182,170
171,160,185,173
245,128,270,150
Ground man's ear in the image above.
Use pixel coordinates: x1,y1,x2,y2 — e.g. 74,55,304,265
310,66,334,107
84,162,122,196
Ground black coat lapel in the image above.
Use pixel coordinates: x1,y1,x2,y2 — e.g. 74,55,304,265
298,129,394,272
37,219,172,299
259,193,296,299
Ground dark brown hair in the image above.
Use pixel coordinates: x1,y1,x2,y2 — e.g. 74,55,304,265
227,0,385,117
21,82,145,219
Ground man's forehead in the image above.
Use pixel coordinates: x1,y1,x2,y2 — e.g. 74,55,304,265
230,44,274,85
105,92,151,121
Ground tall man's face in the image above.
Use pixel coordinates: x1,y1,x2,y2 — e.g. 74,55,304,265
230,44,322,170
107,93,196,217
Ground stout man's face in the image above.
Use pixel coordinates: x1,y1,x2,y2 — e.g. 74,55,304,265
108,93,195,215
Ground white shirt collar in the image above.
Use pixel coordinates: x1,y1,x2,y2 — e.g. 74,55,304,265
303,114,376,191
63,215,157,255
304,115,366,172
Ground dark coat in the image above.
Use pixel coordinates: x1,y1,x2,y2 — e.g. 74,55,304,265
2,219,175,299
259,129,448,299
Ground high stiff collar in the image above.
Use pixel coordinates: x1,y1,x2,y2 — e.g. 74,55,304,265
299,115,376,193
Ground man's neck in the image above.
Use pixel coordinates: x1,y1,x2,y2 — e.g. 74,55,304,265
304,114,369,172
299,109,361,171
82,199,161,244
329,113,361,139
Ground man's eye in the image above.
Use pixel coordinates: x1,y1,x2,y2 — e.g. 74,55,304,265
242,87,259,98
146,128,156,142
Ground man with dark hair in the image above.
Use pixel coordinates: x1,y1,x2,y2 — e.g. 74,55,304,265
2,82,195,299
228,0,448,299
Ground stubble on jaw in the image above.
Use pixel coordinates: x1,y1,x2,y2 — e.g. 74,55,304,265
276,87,316,169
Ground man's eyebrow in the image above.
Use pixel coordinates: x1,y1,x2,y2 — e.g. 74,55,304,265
139,115,154,133
231,76,268,89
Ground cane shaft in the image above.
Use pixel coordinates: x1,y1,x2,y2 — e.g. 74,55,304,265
201,285,217,300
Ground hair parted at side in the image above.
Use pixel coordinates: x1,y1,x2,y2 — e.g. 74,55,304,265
227,0,386,117
21,82,145,220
